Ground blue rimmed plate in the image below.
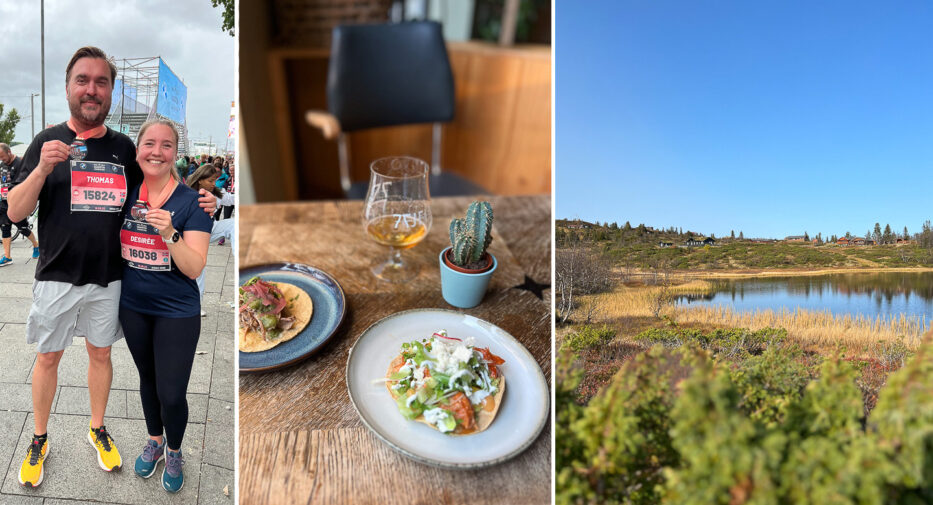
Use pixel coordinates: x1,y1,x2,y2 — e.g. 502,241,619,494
346,309,550,469
238,263,347,373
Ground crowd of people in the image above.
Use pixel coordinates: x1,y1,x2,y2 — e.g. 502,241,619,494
6,45,233,494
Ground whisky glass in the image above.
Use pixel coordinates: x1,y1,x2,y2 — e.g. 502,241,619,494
362,157,432,283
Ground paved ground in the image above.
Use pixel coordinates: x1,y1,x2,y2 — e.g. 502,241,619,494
0,230,236,504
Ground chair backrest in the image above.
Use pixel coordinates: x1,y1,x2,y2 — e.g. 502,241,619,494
328,21,455,132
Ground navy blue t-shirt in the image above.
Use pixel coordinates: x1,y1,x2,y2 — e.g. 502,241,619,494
120,183,213,317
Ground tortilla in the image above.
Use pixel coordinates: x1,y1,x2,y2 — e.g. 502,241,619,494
238,281,313,352
385,354,506,435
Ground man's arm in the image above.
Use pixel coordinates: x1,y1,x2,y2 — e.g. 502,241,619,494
8,140,69,221
7,170,45,222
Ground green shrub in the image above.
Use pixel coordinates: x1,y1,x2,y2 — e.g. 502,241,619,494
556,337,933,504
563,325,617,351
634,327,787,355
557,346,687,505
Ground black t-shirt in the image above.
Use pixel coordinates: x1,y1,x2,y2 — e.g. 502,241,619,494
0,156,24,210
15,123,141,286
120,183,213,317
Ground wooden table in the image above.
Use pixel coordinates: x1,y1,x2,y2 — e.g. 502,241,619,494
238,195,552,505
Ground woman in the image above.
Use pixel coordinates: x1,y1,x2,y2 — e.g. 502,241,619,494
186,163,235,306
118,120,212,493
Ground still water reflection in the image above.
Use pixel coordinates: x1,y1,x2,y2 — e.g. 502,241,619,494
676,272,933,323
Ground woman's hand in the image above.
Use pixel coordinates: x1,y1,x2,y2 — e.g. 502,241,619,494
145,209,175,239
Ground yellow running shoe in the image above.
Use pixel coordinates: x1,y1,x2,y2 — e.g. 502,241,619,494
18,436,50,487
88,424,122,471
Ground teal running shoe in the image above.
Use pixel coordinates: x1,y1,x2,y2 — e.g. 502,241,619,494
162,449,184,493
134,439,164,478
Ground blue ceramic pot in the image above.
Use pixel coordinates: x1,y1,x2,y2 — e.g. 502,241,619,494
438,247,497,308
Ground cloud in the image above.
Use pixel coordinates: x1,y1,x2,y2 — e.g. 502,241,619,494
1,0,234,151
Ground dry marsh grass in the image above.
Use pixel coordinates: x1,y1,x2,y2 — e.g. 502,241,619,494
587,282,927,351
677,306,926,350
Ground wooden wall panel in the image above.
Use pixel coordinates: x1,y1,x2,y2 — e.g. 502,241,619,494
445,43,551,195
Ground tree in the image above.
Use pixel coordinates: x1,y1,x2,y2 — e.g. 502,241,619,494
804,231,810,242
921,220,933,249
730,230,735,240
882,224,893,244
739,231,744,240
0,104,21,144
903,226,909,240
873,222,882,244
210,0,234,36
556,242,612,324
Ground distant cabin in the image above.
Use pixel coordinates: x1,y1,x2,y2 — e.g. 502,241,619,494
566,221,592,230
837,237,850,246
685,237,716,247
896,238,911,245
785,235,806,242
852,238,867,246
658,241,674,248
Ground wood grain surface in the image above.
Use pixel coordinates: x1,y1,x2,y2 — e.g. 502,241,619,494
239,195,552,504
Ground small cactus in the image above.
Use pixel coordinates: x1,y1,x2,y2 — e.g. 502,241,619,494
448,201,493,267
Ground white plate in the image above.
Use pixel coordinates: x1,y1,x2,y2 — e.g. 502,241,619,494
346,308,550,469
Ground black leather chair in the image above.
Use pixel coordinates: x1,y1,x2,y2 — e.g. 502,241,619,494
306,21,488,199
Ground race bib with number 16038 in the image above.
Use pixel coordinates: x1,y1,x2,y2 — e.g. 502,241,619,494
120,218,171,271
70,160,127,212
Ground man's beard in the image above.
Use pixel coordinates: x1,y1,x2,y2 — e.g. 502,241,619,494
68,96,109,127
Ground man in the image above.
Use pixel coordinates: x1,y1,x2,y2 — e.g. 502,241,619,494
0,143,39,265
7,46,215,488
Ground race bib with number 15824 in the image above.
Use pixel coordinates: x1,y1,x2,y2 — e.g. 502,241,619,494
70,160,127,212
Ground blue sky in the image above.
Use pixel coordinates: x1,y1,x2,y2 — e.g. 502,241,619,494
556,1,933,239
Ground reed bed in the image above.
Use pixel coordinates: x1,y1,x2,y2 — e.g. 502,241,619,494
677,306,927,350
590,280,714,318
587,283,927,351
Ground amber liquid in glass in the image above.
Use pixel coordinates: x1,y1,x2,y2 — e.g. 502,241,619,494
366,215,427,250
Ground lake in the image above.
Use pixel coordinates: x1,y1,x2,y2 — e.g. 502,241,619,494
676,272,933,324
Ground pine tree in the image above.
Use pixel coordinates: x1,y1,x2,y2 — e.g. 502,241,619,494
883,224,893,244
873,222,882,244
739,231,744,240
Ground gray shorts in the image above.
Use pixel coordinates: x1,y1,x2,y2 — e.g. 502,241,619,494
26,280,124,353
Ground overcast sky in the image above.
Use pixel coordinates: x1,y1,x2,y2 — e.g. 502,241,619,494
0,0,234,151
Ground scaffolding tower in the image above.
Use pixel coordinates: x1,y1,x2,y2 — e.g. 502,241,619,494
105,56,190,155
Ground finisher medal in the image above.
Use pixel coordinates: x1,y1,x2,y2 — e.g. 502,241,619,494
69,138,88,160
130,200,149,221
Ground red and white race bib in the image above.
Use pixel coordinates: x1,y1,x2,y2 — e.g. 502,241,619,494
0,184,8,200
70,161,127,212
120,218,171,271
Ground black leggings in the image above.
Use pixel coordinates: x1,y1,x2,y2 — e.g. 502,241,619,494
213,205,234,221
119,307,200,450
0,214,31,239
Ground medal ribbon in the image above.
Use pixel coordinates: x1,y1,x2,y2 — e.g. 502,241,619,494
139,178,177,210
66,118,107,140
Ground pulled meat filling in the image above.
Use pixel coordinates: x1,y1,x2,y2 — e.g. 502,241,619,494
239,277,293,341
